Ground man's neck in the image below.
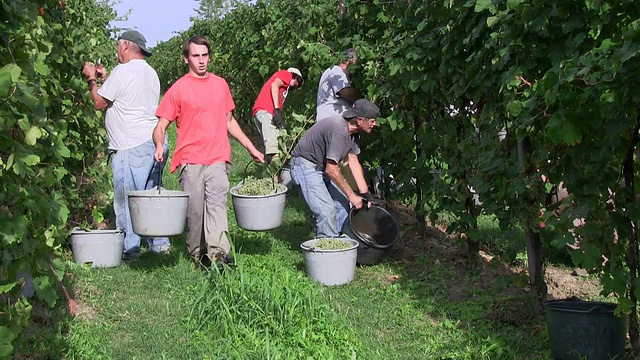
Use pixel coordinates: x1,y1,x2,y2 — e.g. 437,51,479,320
188,71,208,79
121,54,144,64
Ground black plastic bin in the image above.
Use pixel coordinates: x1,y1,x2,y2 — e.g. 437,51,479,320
543,298,627,360
341,205,399,265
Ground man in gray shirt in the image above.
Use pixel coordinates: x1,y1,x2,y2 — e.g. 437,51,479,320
291,99,380,237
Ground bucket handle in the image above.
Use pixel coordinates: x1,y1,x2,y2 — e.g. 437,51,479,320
156,161,162,194
586,305,612,313
242,160,275,191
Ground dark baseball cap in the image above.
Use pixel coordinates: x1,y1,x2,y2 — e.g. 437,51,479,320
344,99,381,119
118,30,152,57
342,48,357,61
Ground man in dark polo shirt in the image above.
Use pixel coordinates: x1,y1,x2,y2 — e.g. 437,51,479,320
290,99,380,237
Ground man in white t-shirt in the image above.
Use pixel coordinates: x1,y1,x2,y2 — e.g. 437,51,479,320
81,30,170,260
316,48,361,121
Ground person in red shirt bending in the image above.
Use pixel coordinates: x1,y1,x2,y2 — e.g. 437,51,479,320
252,68,303,164
153,35,264,270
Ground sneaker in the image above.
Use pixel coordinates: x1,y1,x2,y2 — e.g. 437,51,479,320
122,251,140,261
150,244,171,255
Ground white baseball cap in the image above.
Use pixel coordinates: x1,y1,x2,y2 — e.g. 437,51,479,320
287,67,303,81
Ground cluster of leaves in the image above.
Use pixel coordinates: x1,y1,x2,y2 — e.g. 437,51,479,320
0,0,116,355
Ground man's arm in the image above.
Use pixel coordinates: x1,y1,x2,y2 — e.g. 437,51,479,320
270,78,285,109
347,153,369,195
153,118,171,162
82,62,110,110
227,112,265,163
325,159,363,209
88,82,111,110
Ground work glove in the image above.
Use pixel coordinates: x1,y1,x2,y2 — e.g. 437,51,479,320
272,108,285,129
360,191,375,202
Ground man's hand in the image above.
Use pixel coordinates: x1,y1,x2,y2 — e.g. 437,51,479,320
348,193,364,210
271,109,285,129
95,65,107,80
154,146,165,163
82,62,96,80
250,148,265,163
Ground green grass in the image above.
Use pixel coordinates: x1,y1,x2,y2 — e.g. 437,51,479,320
17,129,558,359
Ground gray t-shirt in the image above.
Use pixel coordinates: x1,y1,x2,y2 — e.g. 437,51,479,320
316,65,352,121
98,59,160,150
291,115,360,169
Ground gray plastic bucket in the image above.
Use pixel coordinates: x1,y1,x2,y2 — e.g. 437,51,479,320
17,271,34,298
342,205,399,265
230,184,287,231
300,237,359,286
544,298,627,360
0,269,35,299
128,188,189,237
70,229,124,268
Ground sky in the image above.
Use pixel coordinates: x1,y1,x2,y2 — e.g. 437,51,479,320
111,0,196,47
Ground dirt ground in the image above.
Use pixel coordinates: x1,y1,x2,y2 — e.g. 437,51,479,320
383,200,603,305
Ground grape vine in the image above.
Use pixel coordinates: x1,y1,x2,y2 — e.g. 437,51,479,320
0,0,117,355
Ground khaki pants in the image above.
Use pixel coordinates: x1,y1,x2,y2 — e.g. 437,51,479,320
253,110,280,154
178,162,230,259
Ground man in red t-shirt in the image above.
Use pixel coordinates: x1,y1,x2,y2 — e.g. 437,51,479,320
153,35,264,270
252,68,303,164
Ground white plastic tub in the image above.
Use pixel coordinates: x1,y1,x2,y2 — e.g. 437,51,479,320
70,228,124,268
300,237,359,286
128,188,189,237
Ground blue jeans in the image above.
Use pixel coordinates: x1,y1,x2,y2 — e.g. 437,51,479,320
112,137,170,254
291,156,350,237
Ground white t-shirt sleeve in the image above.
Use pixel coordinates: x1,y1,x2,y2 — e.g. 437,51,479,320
97,66,124,102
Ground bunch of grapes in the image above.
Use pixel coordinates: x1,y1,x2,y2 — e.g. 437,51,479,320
236,176,286,196
314,238,352,250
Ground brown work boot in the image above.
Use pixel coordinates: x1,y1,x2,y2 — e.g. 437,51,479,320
193,254,212,271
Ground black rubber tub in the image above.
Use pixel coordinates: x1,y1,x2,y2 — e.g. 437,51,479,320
543,297,627,360
341,205,399,265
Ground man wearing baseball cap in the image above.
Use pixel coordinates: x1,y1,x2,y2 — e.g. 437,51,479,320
81,29,170,260
252,67,303,165
290,99,380,238
118,30,153,57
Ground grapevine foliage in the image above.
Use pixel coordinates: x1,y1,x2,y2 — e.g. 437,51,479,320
151,0,640,353
0,0,116,355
